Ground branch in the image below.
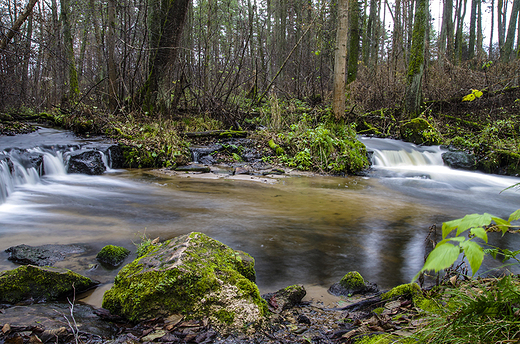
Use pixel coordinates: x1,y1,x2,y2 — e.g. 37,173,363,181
0,0,39,50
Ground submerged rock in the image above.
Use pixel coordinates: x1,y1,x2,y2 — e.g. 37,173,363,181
328,271,379,297
0,265,98,304
262,285,306,313
66,149,106,175
96,245,130,267
5,244,86,266
102,232,267,327
175,163,211,173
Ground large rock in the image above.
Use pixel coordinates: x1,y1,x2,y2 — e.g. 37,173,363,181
0,265,98,304
102,232,267,327
6,244,86,266
442,151,476,170
66,149,106,175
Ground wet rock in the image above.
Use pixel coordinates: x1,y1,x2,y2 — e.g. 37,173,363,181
96,245,130,267
102,232,267,328
190,145,223,163
66,149,106,175
0,303,117,338
175,164,211,173
83,143,124,169
261,285,306,313
5,244,86,267
0,265,98,304
328,271,379,297
442,151,476,170
0,154,14,173
234,165,253,175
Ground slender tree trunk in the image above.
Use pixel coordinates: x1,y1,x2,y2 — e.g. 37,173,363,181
107,0,118,111
454,0,467,63
332,0,348,120
347,0,360,84
391,0,402,74
501,0,520,62
489,0,494,58
468,0,477,59
476,0,483,61
61,0,79,99
405,0,428,118
21,13,33,100
498,0,505,50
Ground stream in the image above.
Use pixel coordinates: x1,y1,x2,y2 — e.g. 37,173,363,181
1,128,519,307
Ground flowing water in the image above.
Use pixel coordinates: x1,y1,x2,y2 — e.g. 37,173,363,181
1,128,519,307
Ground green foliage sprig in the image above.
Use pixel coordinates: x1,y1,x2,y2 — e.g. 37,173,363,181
414,209,520,281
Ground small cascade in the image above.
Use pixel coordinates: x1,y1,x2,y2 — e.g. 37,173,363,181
360,137,444,168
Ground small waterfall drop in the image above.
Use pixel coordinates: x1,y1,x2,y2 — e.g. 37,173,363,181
360,136,517,190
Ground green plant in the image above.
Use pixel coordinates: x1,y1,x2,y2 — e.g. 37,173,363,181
414,210,520,281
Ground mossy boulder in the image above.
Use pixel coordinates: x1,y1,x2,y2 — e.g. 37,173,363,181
381,283,421,300
477,149,520,176
328,271,379,296
0,265,98,304
400,118,441,145
102,232,267,327
96,245,130,267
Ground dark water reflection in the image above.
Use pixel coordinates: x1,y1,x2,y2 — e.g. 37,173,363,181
0,131,519,307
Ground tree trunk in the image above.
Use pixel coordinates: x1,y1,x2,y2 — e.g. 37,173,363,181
405,0,428,118
501,0,520,62
347,0,360,84
468,0,477,60
107,0,118,111
145,0,190,113
454,0,467,63
0,0,38,50
332,0,348,120
476,0,483,61
21,13,33,100
498,0,505,50
61,0,79,99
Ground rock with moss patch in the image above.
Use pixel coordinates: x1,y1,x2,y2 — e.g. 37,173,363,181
261,285,306,313
102,232,267,328
400,118,441,145
381,283,421,300
328,271,379,296
96,245,130,267
442,151,476,170
0,265,98,304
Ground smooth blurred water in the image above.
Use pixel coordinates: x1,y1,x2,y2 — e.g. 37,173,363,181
0,129,519,307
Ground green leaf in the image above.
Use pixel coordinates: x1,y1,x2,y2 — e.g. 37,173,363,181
508,209,520,223
421,242,461,273
492,216,510,235
470,227,488,243
442,218,462,239
484,248,499,259
460,240,484,275
455,213,493,236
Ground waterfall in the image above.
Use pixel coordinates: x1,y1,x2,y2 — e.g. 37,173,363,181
0,148,69,205
360,137,444,168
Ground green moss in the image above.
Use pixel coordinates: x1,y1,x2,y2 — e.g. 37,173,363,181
268,139,285,155
0,265,96,304
214,309,235,324
102,232,267,324
372,307,385,315
400,118,441,145
354,333,416,344
96,245,130,266
340,271,365,290
382,283,421,300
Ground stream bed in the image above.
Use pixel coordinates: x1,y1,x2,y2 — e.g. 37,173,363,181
1,128,519,307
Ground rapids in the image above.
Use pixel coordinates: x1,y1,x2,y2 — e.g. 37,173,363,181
0,128,519,307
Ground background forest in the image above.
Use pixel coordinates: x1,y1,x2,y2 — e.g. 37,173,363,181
1,0,519,115
1,0,519,174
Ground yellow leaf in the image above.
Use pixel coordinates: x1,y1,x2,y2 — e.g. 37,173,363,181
462,93,476,102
